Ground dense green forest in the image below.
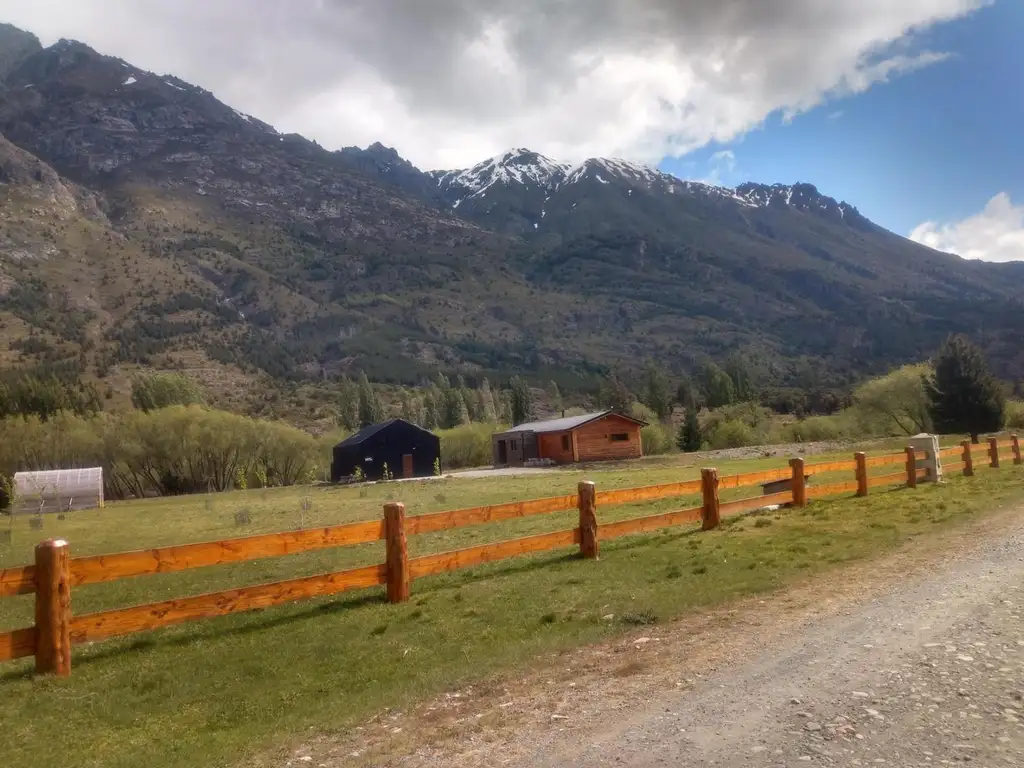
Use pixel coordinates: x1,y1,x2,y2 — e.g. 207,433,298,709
0,335,1018,505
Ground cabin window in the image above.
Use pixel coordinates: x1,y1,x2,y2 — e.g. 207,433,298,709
610,433,629,442
561,435,570,451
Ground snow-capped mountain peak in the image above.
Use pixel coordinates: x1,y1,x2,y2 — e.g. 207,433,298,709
430,148,569,203
428,147,868,233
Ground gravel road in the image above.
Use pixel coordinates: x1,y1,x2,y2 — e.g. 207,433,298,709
523,520,1024,767
286,507,1024,768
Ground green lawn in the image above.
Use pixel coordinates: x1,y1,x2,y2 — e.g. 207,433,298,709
0,446,1011,768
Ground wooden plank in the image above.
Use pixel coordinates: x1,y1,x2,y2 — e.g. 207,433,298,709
408,529,580,579
0,627,35,661
68,563,387,645
596,481,702,507
937,446,963,458
407,495,576,535
718,468,791,490
804,460,857,476
863,453,906,468
806,480,860,499
866,471,907,488
944,460,965,471
598,506,703,541
719,491,793,516
68,519,385,587
0,565,35,597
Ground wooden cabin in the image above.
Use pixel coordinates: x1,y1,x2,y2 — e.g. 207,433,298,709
491,411,646,467
331,419,440,482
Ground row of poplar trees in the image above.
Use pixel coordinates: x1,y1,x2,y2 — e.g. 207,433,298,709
335,373,538,431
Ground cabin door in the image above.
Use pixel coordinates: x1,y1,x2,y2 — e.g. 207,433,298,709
402,453,414,478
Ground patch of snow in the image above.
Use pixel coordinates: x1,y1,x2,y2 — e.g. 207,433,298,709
533,222,538,229
434,148,570,199
164,80,186,91
123,76,137,86
232,108,253,123
596,174,609,185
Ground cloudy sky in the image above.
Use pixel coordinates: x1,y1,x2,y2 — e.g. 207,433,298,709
2,0,1021,260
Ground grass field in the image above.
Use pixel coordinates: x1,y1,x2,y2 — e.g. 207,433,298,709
0,444,1014,768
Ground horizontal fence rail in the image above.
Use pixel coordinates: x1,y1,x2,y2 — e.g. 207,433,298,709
2,435,1016,676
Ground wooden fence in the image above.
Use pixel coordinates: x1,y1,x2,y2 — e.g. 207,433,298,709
0,437,1017,677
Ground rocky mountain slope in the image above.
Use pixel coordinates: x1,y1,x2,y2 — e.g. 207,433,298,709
2,23,1023,407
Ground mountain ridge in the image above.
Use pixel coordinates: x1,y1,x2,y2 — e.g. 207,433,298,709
2,24,1024,419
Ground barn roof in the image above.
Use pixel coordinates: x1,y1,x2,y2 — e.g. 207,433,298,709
497,410,647,435
334,419,435,448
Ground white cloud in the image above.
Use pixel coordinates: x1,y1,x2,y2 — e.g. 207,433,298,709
1,0,990,169
909,193,1024,262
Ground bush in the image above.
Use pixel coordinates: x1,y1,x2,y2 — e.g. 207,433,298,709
781,414,849,443
640,423,674,456
437,423,499,470
704,419,759,449
1005,400,1024,430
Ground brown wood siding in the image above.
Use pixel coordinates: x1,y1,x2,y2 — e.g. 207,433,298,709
537,431,575,464
573,415,643,462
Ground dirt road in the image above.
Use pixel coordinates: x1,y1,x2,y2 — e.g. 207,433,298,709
288,507,1024,768
521,518,1024,767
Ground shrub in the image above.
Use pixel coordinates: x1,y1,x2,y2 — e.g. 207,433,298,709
437,423,499,470
705,419,758,449
640,423,674,456
781,414,848,443
1004,400,1024,430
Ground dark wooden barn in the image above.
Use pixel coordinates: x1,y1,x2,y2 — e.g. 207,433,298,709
331,419,440,482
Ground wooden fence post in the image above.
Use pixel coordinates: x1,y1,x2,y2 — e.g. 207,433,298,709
700,468,720,530
962,439,974,477
789,457,806,508
989,438,1000,469
577,481,598,559
1013,434,1022,466
905,446,917,489
34,539,71,677
855,452,868,497
383,502,409,604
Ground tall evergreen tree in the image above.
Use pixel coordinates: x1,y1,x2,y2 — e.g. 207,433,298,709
478,378,498,422
548,381,564,415
509,376,533,425
675,374,697,410
599,375,633,415
400,390,419,424
422,391,439,429
356,372,382,427
335,375,359,430
699,362,735,409
676,403,702,452
925,334,1005,443
642,361,672,421
724,356,756,402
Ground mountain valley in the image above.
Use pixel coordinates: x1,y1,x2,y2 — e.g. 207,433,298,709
2,22,1024,418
